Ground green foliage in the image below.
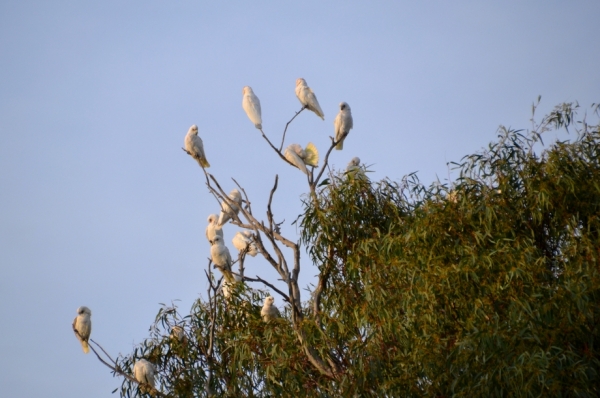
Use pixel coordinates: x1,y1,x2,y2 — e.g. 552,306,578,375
117,103,600,397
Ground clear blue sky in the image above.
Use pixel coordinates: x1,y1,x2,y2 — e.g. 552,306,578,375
0,1,598,396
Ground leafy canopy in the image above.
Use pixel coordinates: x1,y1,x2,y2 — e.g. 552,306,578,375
111,102,599,397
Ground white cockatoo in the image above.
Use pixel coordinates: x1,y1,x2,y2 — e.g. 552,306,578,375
284,143,319,175
211,235,234,281
346,157,366,180
232,230,258,257
184,124,210,168
447,190,458,204
242,86,262,129
218,189,243,226
333,102,353,150
205,214,223,244
170,325,187,345
295,78,325,120
261,296,280,322
222,273,243,299
72,306,92,354
134,359,156,390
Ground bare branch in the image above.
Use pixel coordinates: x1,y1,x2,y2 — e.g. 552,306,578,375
243,275,291,303
89,338,119,367
279,106,307,151
232,178,253,216
259,128,297,168
79,332,169,397
267,175,279,232
313,135,346,190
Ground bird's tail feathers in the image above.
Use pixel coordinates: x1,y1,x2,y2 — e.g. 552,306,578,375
82,341,90,354
304,142,319,166
222,269,235,284
336,140,344,150
217,212,228,226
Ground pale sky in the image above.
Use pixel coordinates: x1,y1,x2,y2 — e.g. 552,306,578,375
0,1,598,396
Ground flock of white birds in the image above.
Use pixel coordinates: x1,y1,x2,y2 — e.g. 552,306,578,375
72,78,364,390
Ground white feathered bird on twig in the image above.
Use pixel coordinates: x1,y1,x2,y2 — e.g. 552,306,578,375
232,230,258,257
72,306,92,354
334,102,353,150
134,359,156,392
261,296,281,322
284,143,319,175
295,78,325,120
346,157,366,180
211,235,234,282
242,86,262,129
184,125,210,168
205,214,223,245
218,189,242,226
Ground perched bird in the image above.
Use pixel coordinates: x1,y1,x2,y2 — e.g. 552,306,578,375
447,190,458,204
261,296,281,322
333,102,353,150
242,86,262,129
346,157,366,180
170,325,184,342
295,78,325,120
232,230,258,257
284,143,319,175
218,189,242,226
211,235,234,282
184,125,210,168
170,326,187,345
134,359,156,390
72,306,92,354
222,273,243,299
205,214,223,245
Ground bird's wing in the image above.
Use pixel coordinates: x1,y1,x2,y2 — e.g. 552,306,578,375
243,95,262,129
307,89,325,120
72,316,82,342
346,111,354,130
284,146,308,175
192,136,210,168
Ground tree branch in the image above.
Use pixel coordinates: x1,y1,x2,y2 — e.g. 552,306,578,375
259,128,297,168
242,275,291,304
279,106,307,151
73,327,168,397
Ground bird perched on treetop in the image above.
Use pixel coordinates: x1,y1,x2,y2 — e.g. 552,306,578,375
346,157,366,180
284,143,319,175
295,78,325,120
242,86,262,129
134,359,156,391
184,125,210,168
232,230,258,257
170,325,187,344
218,189,243,226
205,214,223,245
211,235,234,282
72,306,92,354
334,102,353,150
261,296,281,322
